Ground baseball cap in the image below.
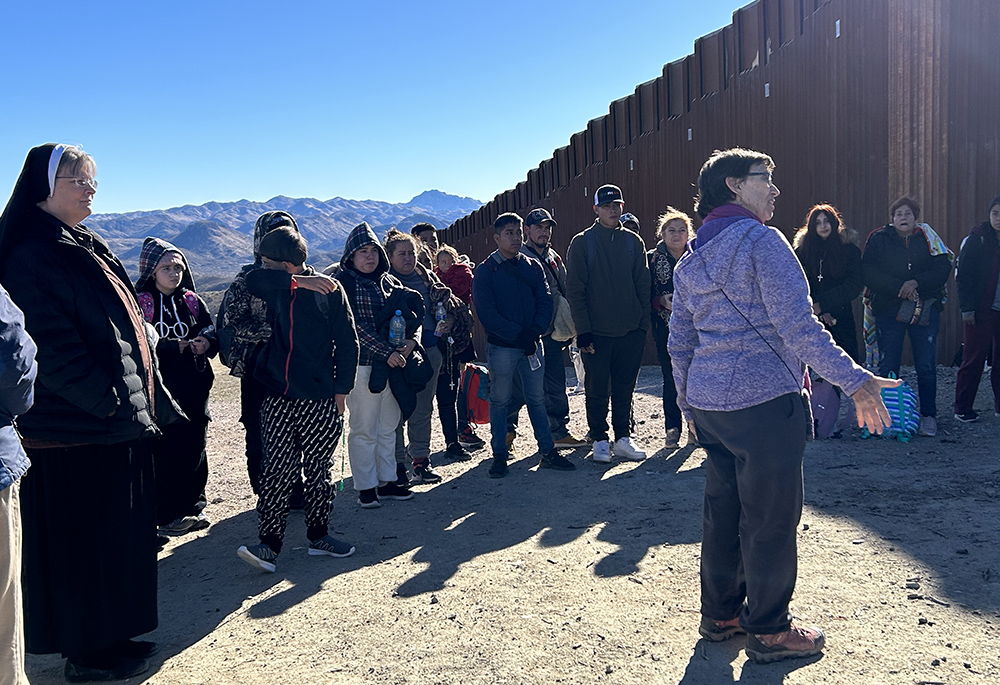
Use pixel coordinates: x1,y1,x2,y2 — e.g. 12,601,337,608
525,208,557,227
620,213,640,229
594,184,624,206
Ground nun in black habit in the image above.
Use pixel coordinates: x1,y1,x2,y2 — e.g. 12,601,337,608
0,144,182,682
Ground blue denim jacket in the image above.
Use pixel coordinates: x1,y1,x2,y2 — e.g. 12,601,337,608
0,285,37,492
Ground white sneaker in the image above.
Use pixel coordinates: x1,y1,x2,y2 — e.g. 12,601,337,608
592,440,611,463
613,436,647,461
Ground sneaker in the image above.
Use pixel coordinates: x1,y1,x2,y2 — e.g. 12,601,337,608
665,428,681,449
358,488,381,509
377,482,414,500
918,415,938,437
446,442,473,461
458,427,486,450
65,656,149,683
954,410,979,423
411,463,443,484
488,457,508,478
554,434,588,449
592,440,611,463
237,543,277,573
613,436,647,461
308,535,355,558
745,625,825,664
394,462,410,487
698,616,745,642
539,449,576,471
505,431,516,450
189,511,211,531
158,516,198,536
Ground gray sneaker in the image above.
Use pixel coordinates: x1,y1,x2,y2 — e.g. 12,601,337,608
237,543,277,573
158,516,198,536
918,416,937,437
308,535,355,558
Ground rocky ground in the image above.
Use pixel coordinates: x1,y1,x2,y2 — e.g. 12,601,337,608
24,361,1000,684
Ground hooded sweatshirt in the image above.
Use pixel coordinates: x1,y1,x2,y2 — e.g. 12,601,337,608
669,208,872,420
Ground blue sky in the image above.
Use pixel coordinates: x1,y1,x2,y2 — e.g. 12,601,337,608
2,0,742,213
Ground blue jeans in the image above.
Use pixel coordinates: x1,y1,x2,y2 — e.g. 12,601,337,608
875,308,939,417
487,343,554,459
505,335,571,440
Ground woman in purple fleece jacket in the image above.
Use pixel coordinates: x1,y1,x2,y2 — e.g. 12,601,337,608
669,148,898,663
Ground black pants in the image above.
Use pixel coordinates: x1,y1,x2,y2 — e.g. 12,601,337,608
153,417,208,526
652,323,683,432
258,395,344,553
693,393,806,635
436,347,470,444
581,328,646,442
242,371,304,503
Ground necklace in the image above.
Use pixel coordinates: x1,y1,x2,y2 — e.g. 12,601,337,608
817,258,824,282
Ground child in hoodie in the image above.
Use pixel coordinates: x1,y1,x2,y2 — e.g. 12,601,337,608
135,237,218,537
236,228,359,573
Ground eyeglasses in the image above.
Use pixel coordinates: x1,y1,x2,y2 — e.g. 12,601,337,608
745,172,774,185
56,176,98,190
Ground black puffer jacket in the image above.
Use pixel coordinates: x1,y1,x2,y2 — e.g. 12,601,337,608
1,207,181,444
956,222,1000,317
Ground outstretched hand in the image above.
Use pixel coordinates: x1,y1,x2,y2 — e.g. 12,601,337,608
851,375,903,434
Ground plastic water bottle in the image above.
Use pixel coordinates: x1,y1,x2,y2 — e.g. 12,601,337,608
389,310,406,346
434,301,447,337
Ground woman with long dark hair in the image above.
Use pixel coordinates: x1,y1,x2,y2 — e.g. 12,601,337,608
793,204,863,362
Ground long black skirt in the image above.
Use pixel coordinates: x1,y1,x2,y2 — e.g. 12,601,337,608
20,441,158,659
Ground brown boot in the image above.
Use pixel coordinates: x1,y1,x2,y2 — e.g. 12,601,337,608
746,624,825,663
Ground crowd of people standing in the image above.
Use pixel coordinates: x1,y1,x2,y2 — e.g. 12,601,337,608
0,141,998,681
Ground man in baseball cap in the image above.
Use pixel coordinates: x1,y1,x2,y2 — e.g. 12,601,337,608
564,184,651,463
506,208,587,454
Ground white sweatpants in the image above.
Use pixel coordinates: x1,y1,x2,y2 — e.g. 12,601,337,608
346,366,402,491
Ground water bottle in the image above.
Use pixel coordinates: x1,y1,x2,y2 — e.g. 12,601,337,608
434,301,447,337
389,310,406,346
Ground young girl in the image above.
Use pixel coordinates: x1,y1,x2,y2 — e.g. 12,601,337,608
135,237,218,536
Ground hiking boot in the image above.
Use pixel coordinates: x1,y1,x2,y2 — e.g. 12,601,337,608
592,440,611,463
745,625,825,664
539,449,576,471
158,515,198,536
394,462,410,487
65,656,149,683
411,463,443,484
458,427,486,450
954,410,979,423
446,442,473,461
505,431,516,450
613,436,647,461
358,488,381,509
237,543,278,573
917,416,938,437
377,482,414,500
488,457,508,478
665,428,681,449
554,434,588,449
308,535,356,558
698,616,745,642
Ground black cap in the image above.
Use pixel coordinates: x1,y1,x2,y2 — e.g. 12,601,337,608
594,184,624,205
525,208,557,227
620,212,640,230
410,222,437,236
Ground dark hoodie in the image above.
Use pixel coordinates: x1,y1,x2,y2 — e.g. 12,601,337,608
956,221,1000,316
135,237,217,421
217,211,300,377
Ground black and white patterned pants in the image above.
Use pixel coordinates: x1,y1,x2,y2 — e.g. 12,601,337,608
258,395,344,553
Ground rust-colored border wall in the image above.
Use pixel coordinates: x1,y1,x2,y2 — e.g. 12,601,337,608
445,0,1000,364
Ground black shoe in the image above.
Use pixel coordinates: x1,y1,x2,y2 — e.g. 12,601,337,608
156,534,169,550
395,462,410,487
488,457,508,478
65,656,149,683
358,488,381,509
539,449,576,471
458,427,486,450
446,442,472,461
954,410,979,423
113,640,159,659
411,462,443,484
377,482,414,500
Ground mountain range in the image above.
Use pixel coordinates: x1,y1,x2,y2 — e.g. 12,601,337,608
91,189,483,283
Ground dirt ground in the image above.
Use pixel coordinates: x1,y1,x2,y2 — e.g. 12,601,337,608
24,360,1000,684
